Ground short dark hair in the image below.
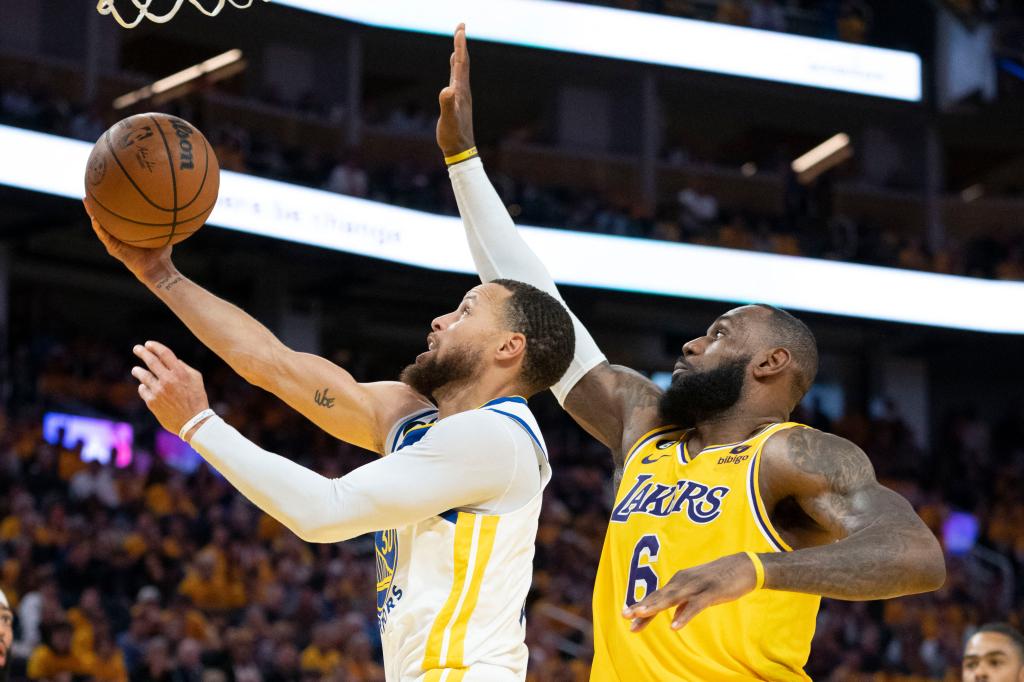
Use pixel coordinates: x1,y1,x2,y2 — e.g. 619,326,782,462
753,304,818,400
492,279,575,395
973,623,1024,659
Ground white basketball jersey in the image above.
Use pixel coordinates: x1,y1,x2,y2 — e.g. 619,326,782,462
376,396,551,682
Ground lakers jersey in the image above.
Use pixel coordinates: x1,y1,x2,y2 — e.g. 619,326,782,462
591,422,819,681
377,397,550,682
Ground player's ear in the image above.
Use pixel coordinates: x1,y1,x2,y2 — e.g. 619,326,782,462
496,332,527,363
752,347,792,380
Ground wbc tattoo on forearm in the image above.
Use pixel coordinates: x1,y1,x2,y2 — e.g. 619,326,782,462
314,388,335,408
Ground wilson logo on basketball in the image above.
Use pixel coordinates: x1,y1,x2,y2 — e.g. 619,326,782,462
170,119,196,170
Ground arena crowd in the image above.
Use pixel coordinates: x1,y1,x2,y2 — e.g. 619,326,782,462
0,339,1021,680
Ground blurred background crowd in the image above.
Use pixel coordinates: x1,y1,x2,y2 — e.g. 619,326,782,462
0,337,1021,680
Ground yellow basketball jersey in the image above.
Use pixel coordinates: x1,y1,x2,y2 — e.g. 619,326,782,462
591,422,819,681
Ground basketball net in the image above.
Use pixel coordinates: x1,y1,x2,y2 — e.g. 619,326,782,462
96,0,270,28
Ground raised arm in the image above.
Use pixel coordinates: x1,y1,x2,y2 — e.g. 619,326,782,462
757,427,946,599
438,25,663,462
86,203,429,454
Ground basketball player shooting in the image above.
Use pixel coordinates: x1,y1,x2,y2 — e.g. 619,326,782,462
438,25,946,681
83,198,575,681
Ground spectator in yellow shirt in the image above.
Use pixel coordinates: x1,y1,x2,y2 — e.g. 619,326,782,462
197,526,232,578
164,595,215,646
0,490,35,542
300,623,341,675
33,505,70,552
177,553,245,613
68,587,105,658
145,473,198,519
58,444,88,482
27,621,88,679
122,513,162,560
82,625,127,682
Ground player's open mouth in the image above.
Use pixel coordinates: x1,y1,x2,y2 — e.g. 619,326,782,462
416,336,439,363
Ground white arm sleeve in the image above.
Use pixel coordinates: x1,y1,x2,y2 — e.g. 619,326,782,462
190,411,522,543
449,157,607,404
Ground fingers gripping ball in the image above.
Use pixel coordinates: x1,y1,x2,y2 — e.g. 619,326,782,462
85,113,220,248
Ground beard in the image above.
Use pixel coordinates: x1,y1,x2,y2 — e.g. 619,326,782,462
400,343,483,402
658,355,750,429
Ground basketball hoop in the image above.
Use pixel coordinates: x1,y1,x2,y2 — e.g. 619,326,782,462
96,0,270,29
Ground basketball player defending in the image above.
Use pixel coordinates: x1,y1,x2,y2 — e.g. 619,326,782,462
84,200,575,682
438,25,945,680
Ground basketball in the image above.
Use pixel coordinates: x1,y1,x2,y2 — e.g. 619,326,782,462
84,113,220,248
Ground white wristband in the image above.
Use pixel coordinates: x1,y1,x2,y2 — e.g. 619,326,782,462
178,409,216,442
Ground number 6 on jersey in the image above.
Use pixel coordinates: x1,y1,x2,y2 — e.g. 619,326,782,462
626,534,661,607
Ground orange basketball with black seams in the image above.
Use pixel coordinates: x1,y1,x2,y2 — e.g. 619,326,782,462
84,113,220,248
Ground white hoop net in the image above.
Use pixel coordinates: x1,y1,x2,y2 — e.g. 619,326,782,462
96,0,270,29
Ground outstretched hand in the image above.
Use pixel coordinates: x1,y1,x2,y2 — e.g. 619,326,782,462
437,23,476,158
84,197,173,284
622,553,758,632
131,340,211,439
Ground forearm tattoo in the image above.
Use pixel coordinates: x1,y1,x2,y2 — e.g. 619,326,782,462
314,388,335,408
155,274,184,292
760,429,944,600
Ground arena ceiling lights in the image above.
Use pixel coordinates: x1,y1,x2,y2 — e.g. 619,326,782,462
113,49,247,110
5,124,1020,334
274,0,922,102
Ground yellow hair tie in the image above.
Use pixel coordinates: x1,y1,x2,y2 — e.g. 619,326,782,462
444,146,479,166
746,551,765,590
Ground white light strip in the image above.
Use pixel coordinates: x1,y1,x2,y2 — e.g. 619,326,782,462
113,49,245,109
4,125,1021,334
792,133,851,174
273,0,922,101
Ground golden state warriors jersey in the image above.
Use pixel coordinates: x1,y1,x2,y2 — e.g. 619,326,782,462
591,422,819,681
377,397,550,682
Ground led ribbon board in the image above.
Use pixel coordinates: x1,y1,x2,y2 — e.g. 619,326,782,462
5,124,1020,333
275,0,921,101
